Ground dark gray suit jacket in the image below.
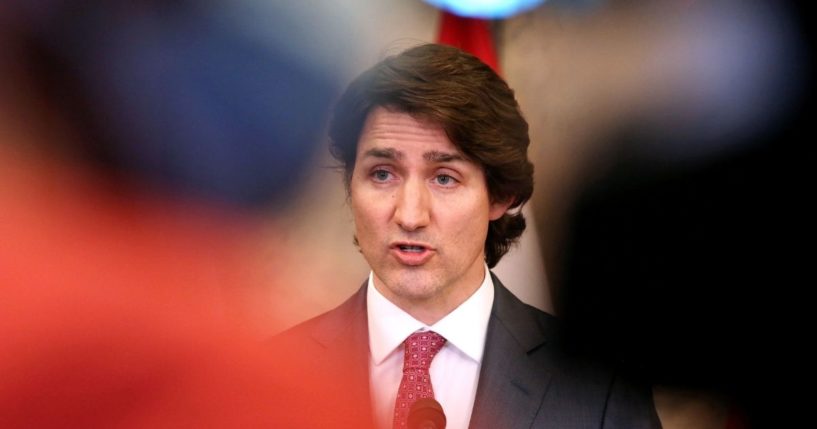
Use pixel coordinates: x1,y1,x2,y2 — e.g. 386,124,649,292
278,273,662,429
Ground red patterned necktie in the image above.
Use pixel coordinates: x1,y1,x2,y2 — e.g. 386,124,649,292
392,330,447,429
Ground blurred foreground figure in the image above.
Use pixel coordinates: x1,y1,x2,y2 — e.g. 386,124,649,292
539,1,813,428
0,1,369,427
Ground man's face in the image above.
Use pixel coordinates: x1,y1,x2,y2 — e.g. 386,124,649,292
350,107,510,320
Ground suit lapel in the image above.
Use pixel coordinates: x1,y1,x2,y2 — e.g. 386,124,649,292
310,282,370,357
308,282,374,427
468,274,554,429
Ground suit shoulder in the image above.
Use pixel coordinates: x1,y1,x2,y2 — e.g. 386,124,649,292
271,283,367,349
272,309,330,345
491,277,562,346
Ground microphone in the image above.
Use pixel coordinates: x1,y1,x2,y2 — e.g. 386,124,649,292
407,398,446,429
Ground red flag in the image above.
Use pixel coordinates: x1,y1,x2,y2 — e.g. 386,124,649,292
436,10,500,74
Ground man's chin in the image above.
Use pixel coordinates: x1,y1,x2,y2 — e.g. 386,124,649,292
378,273,441,301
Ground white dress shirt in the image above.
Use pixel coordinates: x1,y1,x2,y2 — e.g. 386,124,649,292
367,265,494,429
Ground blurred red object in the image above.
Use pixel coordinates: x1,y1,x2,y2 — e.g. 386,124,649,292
437,10,500,73
0,146,371,428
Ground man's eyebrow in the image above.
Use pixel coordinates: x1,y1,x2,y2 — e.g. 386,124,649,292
362,148,403,160
424,151,465,163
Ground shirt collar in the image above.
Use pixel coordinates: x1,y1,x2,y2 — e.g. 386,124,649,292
367,264,495,365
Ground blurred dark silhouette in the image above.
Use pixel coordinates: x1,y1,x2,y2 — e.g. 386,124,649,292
553,1,813,427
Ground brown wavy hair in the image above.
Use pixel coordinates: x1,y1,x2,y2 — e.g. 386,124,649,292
329,43,533,268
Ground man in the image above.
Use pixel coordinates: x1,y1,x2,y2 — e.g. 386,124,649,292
280,44,662,429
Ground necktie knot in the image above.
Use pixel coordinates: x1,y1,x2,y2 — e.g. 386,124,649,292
402,331,446,372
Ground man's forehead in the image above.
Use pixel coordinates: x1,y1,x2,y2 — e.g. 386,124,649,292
356,107,470,161
360,147,466,162
359,107,447,142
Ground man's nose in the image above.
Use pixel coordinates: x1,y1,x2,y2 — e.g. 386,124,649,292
393,177,430,231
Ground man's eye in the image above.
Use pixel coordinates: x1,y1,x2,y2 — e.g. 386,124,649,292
372,170,391,181
435,174,455,186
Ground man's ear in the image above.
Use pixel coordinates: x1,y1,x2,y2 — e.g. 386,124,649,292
488,198,515,221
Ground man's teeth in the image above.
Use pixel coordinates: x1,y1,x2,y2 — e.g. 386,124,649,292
399,245,424,252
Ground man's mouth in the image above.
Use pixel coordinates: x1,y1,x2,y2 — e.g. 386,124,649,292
390,242,434,266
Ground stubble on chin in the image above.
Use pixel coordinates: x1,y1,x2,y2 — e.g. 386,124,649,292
376,267,442,301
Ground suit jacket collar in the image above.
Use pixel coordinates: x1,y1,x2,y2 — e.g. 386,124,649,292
308,282,373,425
467,273,555,429
311,280,369,352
